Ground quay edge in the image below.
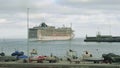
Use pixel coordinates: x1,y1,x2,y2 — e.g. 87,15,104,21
0,62,120,68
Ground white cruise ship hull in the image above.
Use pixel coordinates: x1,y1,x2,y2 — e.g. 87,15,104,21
29,35,74,41
37,35,74,41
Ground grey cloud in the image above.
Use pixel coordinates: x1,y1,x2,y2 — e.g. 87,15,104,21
0,0,116,15
0,0,29,15
57,0,120,10
0,0,28,9
0,0,120,38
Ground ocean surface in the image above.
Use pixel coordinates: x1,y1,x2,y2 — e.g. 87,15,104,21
0,38,120,58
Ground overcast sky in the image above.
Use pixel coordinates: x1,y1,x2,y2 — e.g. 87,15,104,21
0,0,120,39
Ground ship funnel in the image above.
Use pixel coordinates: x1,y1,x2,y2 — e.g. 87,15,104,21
40,22,48,27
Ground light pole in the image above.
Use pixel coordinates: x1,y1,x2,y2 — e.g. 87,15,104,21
27,8,30,61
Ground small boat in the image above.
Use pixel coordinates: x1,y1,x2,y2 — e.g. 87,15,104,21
11,51,28,60
66,49,80,64
102,53,120,63
0,52,16,62
82,51,104,63
30,49,37,56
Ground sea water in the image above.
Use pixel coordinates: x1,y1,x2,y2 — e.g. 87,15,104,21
0,38,120,58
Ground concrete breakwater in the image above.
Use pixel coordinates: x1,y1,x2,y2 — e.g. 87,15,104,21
0,62,120,68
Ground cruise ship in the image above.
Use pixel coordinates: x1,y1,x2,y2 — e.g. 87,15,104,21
84,32,120,42
29,22,74,41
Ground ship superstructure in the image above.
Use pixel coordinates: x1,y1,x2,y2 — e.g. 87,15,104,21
29,22,74,40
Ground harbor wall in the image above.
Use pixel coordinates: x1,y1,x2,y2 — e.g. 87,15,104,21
0,63,120,68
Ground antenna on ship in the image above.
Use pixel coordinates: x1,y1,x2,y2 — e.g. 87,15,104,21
109,22,111,36
70,23,72,39
96,27,101,37
27,8,30,62
1,39,5,52
69,23,72,50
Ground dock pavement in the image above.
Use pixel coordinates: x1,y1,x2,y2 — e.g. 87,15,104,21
0,61,120,68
